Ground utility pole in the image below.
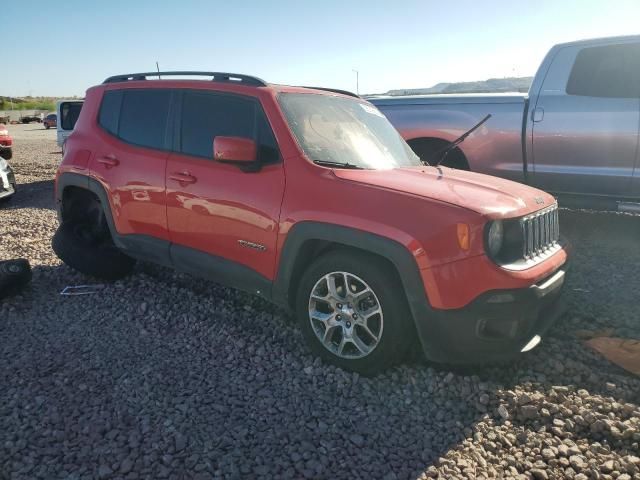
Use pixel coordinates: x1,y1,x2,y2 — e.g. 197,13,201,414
156,62,161,79
352,69,359,95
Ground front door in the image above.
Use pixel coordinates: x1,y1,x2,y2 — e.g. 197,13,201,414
166,90,284,287
530,42,640,198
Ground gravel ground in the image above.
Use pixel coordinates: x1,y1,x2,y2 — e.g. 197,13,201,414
1,123,639,480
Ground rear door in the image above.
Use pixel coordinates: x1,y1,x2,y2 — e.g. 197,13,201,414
57,100,84,147
530,41,640,197
166,89,284,285
93,88,173,263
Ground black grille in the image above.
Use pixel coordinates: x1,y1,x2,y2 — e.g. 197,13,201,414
521,206,560,260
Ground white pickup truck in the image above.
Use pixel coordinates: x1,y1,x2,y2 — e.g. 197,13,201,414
56,99,84,149
370,35,640,211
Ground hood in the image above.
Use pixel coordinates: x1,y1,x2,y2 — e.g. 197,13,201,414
333,166,555,218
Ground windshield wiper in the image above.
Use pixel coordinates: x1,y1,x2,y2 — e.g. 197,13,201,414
434,114,492,166
313,160,365,169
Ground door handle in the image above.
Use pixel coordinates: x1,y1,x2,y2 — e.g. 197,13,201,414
169,171,197,184
532,107,544,123
97,155,119,167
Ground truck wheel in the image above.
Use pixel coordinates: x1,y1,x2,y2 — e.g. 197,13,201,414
296,250,413,375
52,221,135,280
45,124,50,129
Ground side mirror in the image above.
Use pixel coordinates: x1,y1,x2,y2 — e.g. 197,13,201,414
213,136,257,164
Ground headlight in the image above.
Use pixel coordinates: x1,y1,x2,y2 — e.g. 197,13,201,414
486,220,504,258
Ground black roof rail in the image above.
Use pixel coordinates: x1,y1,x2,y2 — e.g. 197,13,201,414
103,71,268,87
301,86,359,98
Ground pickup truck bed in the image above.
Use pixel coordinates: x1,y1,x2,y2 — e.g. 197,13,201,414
372,93,528,184
371,35,640,211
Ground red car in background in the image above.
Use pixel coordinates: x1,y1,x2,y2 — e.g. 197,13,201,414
0,124,13,160
43,113,57,129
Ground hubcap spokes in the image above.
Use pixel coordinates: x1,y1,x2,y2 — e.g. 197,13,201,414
309,271,383,359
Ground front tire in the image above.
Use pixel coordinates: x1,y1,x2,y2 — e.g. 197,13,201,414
52,221,135,280
296,249,413,375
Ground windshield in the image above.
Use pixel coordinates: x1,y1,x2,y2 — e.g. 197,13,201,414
278,93,421,170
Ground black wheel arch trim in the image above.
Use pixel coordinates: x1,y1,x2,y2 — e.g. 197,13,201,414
56,172,117,238
274,221,426,305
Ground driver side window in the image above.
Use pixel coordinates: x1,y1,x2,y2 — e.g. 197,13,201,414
179,91,280,163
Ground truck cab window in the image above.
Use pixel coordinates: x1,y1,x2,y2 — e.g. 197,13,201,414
566,43,640,98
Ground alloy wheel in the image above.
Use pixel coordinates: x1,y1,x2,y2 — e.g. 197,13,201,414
308,271,383,359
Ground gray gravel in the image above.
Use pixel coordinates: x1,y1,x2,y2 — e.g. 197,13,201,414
1,123,639,479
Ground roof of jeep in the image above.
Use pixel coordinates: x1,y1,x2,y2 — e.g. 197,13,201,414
99,71,359,99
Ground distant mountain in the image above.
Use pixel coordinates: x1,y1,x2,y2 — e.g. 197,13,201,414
378,76,533,96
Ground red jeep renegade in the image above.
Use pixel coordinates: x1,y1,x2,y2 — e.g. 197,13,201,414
53,72,568,374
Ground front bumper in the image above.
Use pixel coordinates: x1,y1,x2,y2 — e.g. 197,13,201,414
0,165,16,200
414,264,568,364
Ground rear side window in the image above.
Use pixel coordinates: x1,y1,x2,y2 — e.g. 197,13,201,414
180,91,279,162
118,90,171,149
98,91,122,135
566,43,640,98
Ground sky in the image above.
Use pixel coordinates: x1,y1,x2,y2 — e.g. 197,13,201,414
4,0,640,97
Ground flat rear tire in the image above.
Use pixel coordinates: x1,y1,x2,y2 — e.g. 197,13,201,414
52,222,135,280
